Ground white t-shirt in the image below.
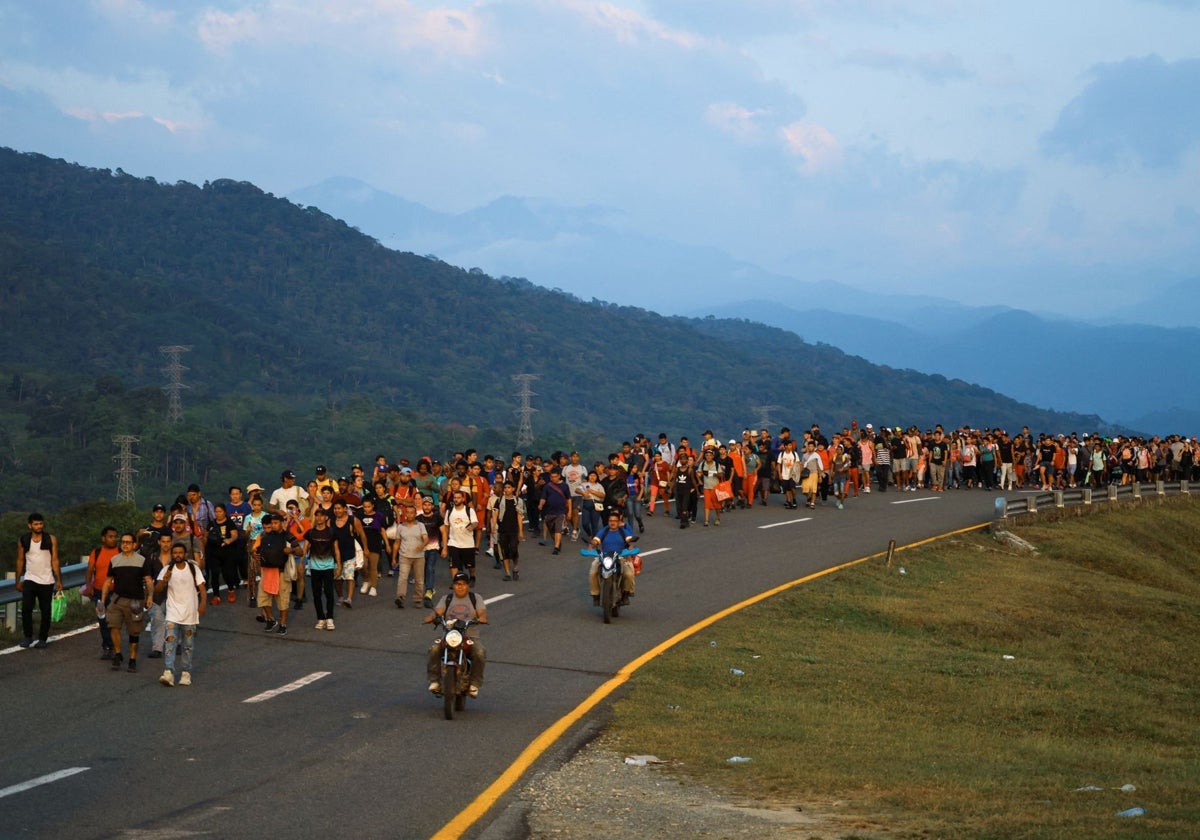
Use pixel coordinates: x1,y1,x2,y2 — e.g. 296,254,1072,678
269,484,309,513
157,561,205,625
561,464,587,496
445,506,477,549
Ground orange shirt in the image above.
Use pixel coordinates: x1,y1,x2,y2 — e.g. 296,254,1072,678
88,545,119,595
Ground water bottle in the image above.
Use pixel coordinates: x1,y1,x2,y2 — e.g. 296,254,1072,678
726,756,752,764
729,668,744,676
1115,807,1145,818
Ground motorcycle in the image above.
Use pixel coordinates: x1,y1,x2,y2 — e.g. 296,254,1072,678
581,546,640,624
433,615,477,719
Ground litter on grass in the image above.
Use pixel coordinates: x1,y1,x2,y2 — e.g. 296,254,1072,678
624,755,664,767
1115,807,1145,818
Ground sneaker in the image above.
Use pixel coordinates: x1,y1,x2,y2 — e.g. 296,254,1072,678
368,586,377,597
276,624,288,636
159,670,175,687
423,596,434,609
592,595,600,606
179,672,191,686
111,653,123,670
263,619,277,632
343,600,352,610
537,539,547,546
325,619,335,631
360,582,369,595
227,592,236,603
468,685,479,698
100,649,114,660
551,547,560,555
512,571,519,581
837,501,844,509
18,637,32,648
315,619,328,630
210,596,221,606
127,659,137,673
148,650,163,659
571,530,579,540
32,639,47,649
292,599,303,611
502,574,512,581
395,597,405,609
428,681,441,695
424,588,434,601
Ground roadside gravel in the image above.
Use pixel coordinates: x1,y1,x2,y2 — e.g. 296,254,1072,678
516,733,889,839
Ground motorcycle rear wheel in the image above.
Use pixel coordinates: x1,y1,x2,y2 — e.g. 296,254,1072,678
442,665,456,720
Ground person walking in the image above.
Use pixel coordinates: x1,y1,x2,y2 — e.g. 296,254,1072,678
155,542,207,687
15,513,63,649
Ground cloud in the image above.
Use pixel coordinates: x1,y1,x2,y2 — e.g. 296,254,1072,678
194,2,484,58
780,121,842,174
842,47,973,84
706,101,772,141
0,60,206,131
1040,54,1200,170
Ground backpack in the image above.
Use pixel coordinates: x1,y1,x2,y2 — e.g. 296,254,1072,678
442,591,479,613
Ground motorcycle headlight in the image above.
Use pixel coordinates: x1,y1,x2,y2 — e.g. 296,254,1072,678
445,629,463,648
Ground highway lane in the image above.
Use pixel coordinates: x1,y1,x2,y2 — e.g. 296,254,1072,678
0,488,998,839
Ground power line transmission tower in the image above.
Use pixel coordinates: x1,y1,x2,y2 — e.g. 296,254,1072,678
752,404,785,431
159,345,192,423
113,435,140,503
512,374,540,449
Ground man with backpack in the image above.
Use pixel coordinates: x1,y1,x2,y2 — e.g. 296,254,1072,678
155,542,207,687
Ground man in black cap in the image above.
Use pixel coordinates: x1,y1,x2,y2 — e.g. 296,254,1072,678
269,469,308,516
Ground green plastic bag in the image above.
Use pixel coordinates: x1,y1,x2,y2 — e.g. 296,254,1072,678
50,591,68,623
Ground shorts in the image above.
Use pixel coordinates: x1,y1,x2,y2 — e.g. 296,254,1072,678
340,561,357,581
801,472,820,496
543,513,565,534
106,597,146,635
780,479,796,493
257,576,293,608
447,545,476,571
896,457,915,472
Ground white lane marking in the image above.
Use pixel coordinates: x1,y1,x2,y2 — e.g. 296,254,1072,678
0,622,100,656
243,671,331,704
890,497,942,505
0,767,89,799
484,594,513,605
637,548,671,557
758,518,812,529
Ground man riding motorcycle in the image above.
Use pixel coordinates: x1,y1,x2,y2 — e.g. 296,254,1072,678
424,572,487,697
588,512,636,607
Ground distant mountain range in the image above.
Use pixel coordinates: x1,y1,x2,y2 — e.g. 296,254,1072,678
0,147,1120,511
289,177,1200,433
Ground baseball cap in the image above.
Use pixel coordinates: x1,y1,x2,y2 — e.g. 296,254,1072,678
171,513,188,522
281,469,296,479
152,503,166,512
452,571,470,583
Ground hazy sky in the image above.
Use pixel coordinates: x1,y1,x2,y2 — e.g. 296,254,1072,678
2,0,1198,315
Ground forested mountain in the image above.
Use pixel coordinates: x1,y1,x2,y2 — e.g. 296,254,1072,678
0,147,1109,512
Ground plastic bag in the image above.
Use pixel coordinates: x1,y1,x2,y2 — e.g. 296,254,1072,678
51,591,68,623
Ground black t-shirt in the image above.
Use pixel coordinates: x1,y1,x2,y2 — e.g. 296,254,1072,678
304,525,336,559
109,554,151,599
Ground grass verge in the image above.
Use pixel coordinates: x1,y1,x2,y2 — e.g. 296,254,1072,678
609,497,1200,839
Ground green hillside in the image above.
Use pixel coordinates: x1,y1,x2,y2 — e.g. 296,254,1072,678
0,147,1107,511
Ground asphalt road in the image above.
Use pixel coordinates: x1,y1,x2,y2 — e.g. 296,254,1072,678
0,487,997,839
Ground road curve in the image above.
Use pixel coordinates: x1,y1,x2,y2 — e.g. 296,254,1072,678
0,488,996,839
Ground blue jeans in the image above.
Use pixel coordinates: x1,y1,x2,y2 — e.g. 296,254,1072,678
147,602,166,653
423,549,440,595
624,495,643,527
164,622,196,674
580,504,602,540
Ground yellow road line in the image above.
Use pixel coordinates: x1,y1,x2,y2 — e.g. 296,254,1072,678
431,519,989,839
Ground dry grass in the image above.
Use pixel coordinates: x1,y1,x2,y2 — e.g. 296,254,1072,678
610,497,1200,839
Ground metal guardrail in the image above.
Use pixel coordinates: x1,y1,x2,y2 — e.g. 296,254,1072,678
995,480,1192,519
0,561,89,612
